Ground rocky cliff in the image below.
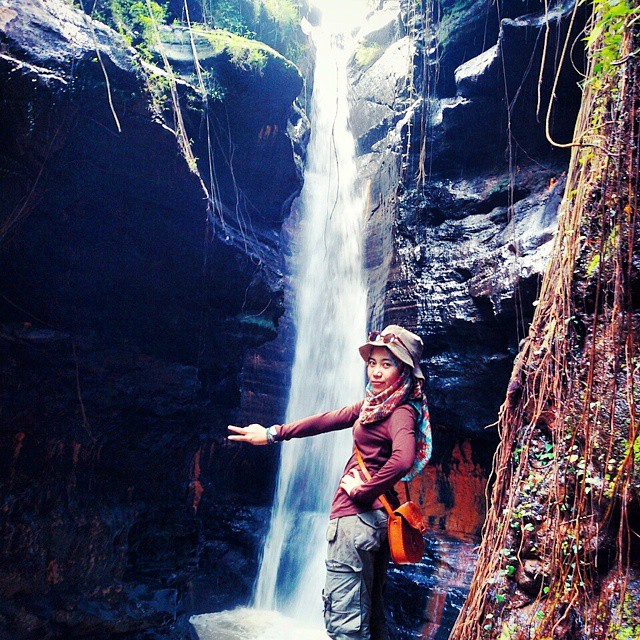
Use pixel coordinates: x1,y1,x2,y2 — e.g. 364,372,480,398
0,1,303,637
0,0,589,636
351,0,585,635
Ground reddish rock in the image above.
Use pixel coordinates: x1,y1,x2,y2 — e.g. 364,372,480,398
404,440,487,539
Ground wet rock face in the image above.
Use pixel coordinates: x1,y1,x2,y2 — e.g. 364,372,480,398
392,0,584,440
389,164,566,433
357,0,584,437
0,0,301,637
423,0,585,172
351,0,585,635
386,534,479,638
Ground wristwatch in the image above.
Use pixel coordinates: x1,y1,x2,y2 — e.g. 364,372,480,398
266,425,281,444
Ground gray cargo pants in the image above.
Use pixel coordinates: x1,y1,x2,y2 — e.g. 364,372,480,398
323,510,390,640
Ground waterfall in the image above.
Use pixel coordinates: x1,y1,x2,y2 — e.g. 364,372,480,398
253,4,369,628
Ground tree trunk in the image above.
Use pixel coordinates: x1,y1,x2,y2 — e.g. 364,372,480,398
449,2,640,638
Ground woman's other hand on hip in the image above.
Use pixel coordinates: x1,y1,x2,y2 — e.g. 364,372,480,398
340,468,364,497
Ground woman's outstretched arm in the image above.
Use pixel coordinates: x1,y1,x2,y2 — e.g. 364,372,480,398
229,402,364,447
227,424,268,445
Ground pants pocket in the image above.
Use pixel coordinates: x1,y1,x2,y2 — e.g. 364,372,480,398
326,519,338,543
324,559,362,635
354,510,388,552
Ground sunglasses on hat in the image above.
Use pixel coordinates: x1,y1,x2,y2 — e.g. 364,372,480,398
368,331,410,353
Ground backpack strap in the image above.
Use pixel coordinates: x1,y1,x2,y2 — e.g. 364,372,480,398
354,446,396,519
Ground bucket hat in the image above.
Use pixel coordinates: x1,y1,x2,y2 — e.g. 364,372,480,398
359,324,424,380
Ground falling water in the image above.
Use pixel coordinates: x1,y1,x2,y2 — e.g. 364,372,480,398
253,3,369,629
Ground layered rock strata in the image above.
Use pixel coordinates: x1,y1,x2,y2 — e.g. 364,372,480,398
350,0,586,635
0,1,302,637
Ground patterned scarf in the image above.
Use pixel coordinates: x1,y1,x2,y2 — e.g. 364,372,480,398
359,370,432,482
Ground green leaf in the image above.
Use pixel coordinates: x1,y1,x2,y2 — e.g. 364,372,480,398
585,23,604,48
609,2,630,16
587,253,601,276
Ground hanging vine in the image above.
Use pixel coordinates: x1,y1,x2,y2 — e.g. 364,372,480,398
449,0,640,637
403,0,442,187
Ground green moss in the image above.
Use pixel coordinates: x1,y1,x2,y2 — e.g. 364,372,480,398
192,25,270,71
236,313,277,333
612,590,640,639
354,42,384,68
111,0,168,60
435,0,479,48
629,433,640,494
185,23,300,77
631,433,640,465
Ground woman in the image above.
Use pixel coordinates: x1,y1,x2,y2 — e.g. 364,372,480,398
228,324,432,640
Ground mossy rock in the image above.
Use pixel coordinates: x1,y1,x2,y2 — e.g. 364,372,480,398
158,24,298,75
156,24,302,108
354,41,385,69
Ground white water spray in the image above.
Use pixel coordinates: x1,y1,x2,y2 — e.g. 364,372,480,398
253,3,369,628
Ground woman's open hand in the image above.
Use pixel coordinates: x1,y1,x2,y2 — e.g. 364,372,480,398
227,424,268,445
340,468,364,497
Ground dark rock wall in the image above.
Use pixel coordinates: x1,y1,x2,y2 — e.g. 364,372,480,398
355,0,584,490
0,1,302,637
351,0,586,635
357,0,585,430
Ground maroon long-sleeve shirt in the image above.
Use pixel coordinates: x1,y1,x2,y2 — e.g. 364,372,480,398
277,401,416,519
